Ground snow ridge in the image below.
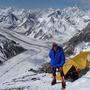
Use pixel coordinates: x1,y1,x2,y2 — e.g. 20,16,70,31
0,7,90,43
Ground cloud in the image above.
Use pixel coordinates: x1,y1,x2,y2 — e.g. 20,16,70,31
79,0,90,9
48,0,90,9
80,0,90,4
66,0,90,9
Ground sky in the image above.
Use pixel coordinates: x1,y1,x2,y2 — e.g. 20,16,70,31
0,0,90,9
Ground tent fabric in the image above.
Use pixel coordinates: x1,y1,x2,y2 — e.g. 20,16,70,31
63,52,90,75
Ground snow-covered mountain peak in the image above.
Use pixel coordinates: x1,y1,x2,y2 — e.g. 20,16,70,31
0,7,90,90
0,7,90,43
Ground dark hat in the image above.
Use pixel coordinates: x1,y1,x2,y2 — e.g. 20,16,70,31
52,42,58,48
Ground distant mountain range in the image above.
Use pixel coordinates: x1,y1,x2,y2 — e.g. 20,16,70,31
0,7,90,43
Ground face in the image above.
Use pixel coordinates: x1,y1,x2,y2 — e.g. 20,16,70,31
53,46,58,51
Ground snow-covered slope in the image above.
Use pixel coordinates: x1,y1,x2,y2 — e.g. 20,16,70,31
74,42,90,54
0,7,90,90
0,7,90,43
0,31,25,63
28,7,90,42
0,25,89,90
0,27,51,90
67,69,90,90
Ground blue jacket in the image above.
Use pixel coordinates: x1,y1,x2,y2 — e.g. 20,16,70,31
49,47,65,67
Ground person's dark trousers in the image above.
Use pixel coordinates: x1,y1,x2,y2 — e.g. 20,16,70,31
51,67,64,77
51,67,66,88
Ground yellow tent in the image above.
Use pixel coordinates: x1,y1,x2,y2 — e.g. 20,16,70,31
49,51,90,80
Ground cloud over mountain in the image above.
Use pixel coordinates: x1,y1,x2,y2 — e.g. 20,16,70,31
79,0,90,9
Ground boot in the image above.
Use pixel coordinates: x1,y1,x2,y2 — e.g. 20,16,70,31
51,78,56,85
62,81,66,89
61,76,66,89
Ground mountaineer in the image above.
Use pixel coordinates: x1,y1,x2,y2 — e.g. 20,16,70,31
49,42,66,88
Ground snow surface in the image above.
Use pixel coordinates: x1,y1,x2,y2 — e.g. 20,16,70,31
0,7,90,90
0,27,89,90
74,42,90,54
67,71,90,90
